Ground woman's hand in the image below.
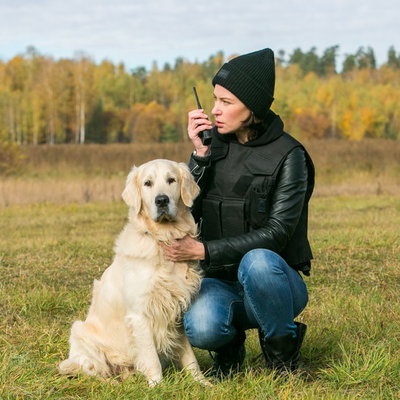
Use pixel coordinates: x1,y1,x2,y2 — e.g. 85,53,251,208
187,109,212,157
161,235,205,262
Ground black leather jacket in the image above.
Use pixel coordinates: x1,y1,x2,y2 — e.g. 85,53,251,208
189,112,315,280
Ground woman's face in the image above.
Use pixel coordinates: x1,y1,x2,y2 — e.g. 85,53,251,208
211,84,251,134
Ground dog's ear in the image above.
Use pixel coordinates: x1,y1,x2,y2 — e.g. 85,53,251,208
122,166,141,214
178,163,200,207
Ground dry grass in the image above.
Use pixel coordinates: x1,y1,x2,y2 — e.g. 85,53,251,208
21,142,194,175
0,176,124,206
0,139,399,206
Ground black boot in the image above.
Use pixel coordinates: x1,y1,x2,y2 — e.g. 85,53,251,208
258,322,307,374
209,331,246,379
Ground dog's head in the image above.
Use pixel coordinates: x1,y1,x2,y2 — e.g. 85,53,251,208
122,159,200,222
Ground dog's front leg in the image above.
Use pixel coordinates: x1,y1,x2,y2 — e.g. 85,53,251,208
126,313,162,386
176,334,211,386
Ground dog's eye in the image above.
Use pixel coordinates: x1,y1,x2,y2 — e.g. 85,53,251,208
167,177,176,184
144,180,152,187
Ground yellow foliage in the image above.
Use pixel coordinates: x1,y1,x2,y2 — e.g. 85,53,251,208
126,101,172,143
1,52,400,143
339,108,377,140
0,141,26,175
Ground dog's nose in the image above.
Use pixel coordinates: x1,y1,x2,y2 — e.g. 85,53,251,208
155,194,169,207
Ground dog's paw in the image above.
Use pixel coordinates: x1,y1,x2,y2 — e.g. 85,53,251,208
147,376,162,387
197,376,213,387
192,372,213,387
58,359,80,376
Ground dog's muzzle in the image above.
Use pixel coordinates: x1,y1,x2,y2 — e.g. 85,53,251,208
155,194,173,222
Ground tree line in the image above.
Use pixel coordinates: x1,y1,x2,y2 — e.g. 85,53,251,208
1,45,400,144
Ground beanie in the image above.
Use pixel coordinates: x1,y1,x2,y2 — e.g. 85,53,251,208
212,48,275,119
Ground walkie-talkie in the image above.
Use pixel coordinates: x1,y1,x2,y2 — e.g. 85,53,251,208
192,87,213,146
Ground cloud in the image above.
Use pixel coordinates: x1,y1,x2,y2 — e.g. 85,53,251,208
0,0,399,68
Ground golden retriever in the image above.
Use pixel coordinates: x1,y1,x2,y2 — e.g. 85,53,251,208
58,159,208,386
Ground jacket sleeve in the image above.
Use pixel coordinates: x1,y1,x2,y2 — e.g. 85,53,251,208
188,152,211,187
188,152,211,223
204,147,308,271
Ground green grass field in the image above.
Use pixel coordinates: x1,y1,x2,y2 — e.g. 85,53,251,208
1,195,399,399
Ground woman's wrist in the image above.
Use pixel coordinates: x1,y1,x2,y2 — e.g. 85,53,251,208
194,147,210,157
195,241,206,261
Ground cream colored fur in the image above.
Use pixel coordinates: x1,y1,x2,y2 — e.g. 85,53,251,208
58,159,208,386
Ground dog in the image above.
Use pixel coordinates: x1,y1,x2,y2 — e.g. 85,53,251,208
58,159,208,386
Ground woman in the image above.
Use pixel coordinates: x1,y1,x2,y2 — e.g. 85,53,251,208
162,48,315,377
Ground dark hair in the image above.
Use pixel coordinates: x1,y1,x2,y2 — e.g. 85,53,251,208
239,112,267,141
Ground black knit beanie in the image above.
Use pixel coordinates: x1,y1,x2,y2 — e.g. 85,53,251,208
212,48,275,119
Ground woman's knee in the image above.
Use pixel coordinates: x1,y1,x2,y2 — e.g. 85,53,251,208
183,305,231,350
238,249,284,282
183,278,237,350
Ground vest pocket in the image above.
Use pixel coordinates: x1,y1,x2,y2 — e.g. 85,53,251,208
246,180,274,229
201,197,222,240
201,197,247,240
220,199,247,237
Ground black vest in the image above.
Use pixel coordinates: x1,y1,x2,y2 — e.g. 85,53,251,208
200,131,315,275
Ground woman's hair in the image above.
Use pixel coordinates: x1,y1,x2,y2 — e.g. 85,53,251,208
239,111,269,141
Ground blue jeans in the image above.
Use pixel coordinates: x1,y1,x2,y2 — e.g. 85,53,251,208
183,249,308,351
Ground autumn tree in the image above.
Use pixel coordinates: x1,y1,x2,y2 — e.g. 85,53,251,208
0,45,399,143
126,101,175,143
73,53,95,144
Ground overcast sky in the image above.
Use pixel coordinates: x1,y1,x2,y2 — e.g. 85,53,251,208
1,0,399,70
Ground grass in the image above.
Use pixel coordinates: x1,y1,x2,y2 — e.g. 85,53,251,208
1,195,400,399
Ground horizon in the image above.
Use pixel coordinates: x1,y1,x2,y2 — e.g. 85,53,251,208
2,43,396,73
